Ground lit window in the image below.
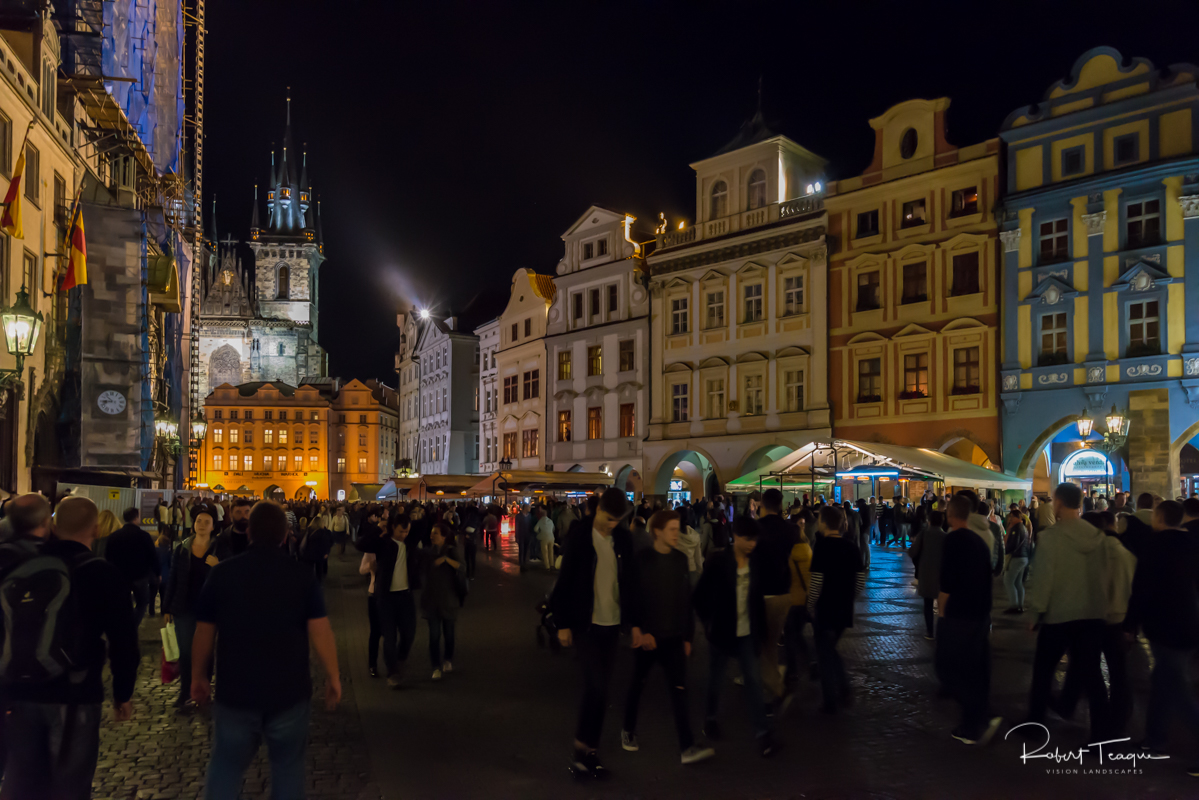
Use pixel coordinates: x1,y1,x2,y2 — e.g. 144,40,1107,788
213,428,223,444
671,383,689,422
784,370,804,412
858,358,882,403
707,379,725,418
747,169,767,210
783,276,803,315
619,403,635,438
903,354,928,396
243,455,252,471
337,457,346,473
264,455,274,471
901,198,926,228
293,454,302,470
310,454,318,468
743,284,763,322
279,429,288,445
521,429,539,458
359,457,367,473
264,429,274,445
503,432,517,459
558,410,571,442
587,407,602,440
229,428,239,444
587,346,602,376
950,187,978,216
706,291,724,329
743,375,764,416
213,454,223,471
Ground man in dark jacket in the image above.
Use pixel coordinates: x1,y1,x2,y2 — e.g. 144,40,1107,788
807,505,865,714
105,506,161,628
694,516,774,757
1125,500,1199,770
0,497,139,800
355,509,422,685
549,487,634,779
751,488,797,707
214,498,253,561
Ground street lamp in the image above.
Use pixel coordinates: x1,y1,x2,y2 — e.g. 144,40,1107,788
0,285,43,376
190,413,208,441
1076,410,1095,438
1080,404,1130,454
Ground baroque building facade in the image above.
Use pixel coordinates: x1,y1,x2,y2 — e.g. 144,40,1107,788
998,48,1199,500
412,315,481,475
197,99,326,400
644,116,831,500
476,318,500,473
544,206,649,493
826,98,1001,482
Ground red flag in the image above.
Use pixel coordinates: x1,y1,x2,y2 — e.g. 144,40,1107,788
61,202,86,290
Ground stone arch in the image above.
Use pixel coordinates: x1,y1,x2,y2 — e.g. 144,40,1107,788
650,445,721,496
1016,414,1086,478
614,464,642,496
1171,418,1199,485
936,429,1000,468
208,344,243,393
735,442,798,480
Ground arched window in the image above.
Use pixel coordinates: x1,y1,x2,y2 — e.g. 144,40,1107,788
710,180,728,220
276,265,289,299
747,169,767,210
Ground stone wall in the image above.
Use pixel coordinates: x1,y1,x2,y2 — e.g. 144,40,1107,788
1127,387,1173,499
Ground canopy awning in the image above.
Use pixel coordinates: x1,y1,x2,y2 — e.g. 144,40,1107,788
727,439,1031,493
465,470,614,497
387,474,482,499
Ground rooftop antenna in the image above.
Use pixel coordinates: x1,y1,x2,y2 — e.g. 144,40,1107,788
286,86,291,125
756,74,763,116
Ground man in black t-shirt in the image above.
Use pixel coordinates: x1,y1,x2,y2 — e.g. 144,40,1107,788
806,505,863,713
937,494,1002,746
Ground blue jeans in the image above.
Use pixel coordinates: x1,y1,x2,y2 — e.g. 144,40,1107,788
206,700,310,800
1146,641,1199,754
0,702,101,800
174,613,211,704
1004,557,1028,609
705,635,769,738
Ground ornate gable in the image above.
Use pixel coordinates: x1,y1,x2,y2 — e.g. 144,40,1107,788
1024,275,1080,307
1111,260,1177,293
202,249,254,318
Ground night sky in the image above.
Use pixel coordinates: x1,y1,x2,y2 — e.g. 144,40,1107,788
204,0,1199,383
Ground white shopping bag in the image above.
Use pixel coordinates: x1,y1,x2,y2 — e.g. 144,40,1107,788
160,622,180,663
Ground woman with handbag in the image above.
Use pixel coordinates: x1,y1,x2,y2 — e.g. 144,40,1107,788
163,506,219,710
422,522,463,682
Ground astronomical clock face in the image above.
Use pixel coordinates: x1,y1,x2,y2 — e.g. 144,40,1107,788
97,390,127,415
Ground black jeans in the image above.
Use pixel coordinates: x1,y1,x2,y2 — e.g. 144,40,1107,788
575,624,620,749
814,624,850,708
935,616,992,736
131,577,151,630
367,594,382,670
783,606,813,681
1058,622,1130,735
1028,618,1108,739
464,536,477,578
622,637,694,750
428,615,456,668
922,597,936,638
1,702,101,800
380,589,417,675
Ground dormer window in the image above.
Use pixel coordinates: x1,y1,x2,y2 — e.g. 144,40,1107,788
597,238,608,257
710,180,728,219
747,169,767,210
584,242,594,260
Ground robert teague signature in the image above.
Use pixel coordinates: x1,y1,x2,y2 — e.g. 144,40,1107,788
1005,722,1169,774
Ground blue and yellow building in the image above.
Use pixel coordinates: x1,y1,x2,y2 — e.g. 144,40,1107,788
998,48,1199,499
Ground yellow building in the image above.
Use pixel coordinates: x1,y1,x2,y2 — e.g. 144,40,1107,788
327,379,400,501
494,269,556,470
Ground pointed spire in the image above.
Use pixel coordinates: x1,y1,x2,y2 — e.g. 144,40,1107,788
209,195,218,245
286,86,291,126
250,184,260,234
316,198,324,249
269,146,277,188
299,144,308,193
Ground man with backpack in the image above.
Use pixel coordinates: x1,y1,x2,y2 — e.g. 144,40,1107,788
1,493,52,543
0,496,140,800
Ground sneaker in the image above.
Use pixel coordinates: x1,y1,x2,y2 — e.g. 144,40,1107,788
978,716,1004,746
702,719,722,741
442,660,453,673
758,733,778,758
951,726,979,745
680,745,715,765
432,669,443,681
569,750,590,778
620,730,639,752
368,667,378,678
386,674,402,690
581,750,609,779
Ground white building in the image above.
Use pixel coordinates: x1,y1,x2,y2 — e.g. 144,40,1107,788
413,315,480,475
544,207,650,494
396,310,421,469
644,113,832,500
475,318,500,473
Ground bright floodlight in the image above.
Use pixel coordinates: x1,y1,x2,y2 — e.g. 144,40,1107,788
419,308,430,319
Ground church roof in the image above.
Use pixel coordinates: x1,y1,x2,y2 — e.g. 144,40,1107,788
709,109,780,157
261,90,315,238
234,381,297,397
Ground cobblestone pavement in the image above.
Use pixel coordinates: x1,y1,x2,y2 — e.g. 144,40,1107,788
98,540,1196,800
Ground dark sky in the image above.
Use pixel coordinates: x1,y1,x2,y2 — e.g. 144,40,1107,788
204,0,1199,383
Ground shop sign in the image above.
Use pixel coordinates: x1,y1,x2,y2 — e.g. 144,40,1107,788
1060,449,1113,478
669,479,685,491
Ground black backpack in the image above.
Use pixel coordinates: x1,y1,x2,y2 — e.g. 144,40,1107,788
0,540,96,686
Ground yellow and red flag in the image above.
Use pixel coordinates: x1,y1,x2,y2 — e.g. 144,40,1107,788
0,146,25,239
60,201,86,289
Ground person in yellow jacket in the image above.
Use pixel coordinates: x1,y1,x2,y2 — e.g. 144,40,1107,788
784,521,815,687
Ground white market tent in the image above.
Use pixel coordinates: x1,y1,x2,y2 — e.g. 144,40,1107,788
726,438,1032,494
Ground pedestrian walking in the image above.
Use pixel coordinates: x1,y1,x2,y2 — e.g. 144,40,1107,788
620,510,714,765
163,506,219,710
423,522,463,681
675,519,705,589
807,505,864,714
214,498,252,560
190,501,341,800
750,488,798,711
535,505,556,571
359,551,383,677
910,510,947,639
937,494,1003,745
783,523,815,686
104,506,161,630
0,496,139,800
355,510,422,688
549,487,635,779
1003,510,1032,614
694,516,775,757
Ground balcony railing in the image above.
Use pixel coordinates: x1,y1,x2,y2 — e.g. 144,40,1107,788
658,193,825,250
779,195,824,218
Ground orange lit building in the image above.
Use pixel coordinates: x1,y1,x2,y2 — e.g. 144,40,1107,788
327,379,400,501
826,98,1002,476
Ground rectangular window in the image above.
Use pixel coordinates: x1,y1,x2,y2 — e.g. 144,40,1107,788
293,454,302,471
671,297,688,334
587,407,602,440
953,347,981,393
1062,146,1085,177
856,209,879,238
1127,300,1161,356
587,345,602,376
310,430,319,444
23,144,37,204
359,457,368,473
311,411,319,421
22,251,36,308
743,283,763,322
279,429,288,445
243,455,253,471
278,410,288,421
521,429,539,458
1040,312,1069,363
608,284,618,313
243,430,253,444
903,353,929,396
707,379,725,418
618,339,634,372
619,403,635,438
0,111,10,175
901,198,926,228
558,410,572,442
597,238,608,257
264,429,274,444
263,455,274,471
213,454,223,471
524,318,532,337
360,413,367,423
671,383,689,422
743,375,764,416
706,290,724,329
1114,132,1138,167
336,413,343,423
572,293,583,322
583,242,594,260
214,410,223,420
229,410,237,420
1039,219,1069,262
229,428,239,444
783,275,803,315
951,251,980,296
503,432,517,459
902,262,927,303
784,370,804,412
310,454,318,468
522,369,539,399
337,457,346,473
213,428,224,444
589,288,600,317
503,375,517,404
856,271,881,311
510,322,518,341
1126,199,1161,249
358,433,366,447
264,410,273,421
858,358,882,402
950,186,979,216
